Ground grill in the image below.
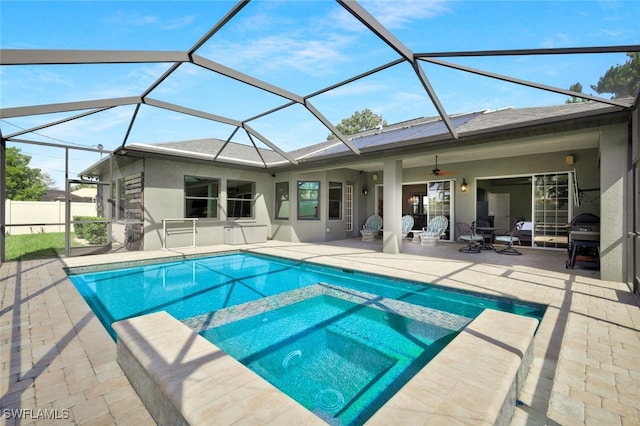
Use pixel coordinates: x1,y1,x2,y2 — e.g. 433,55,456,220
566,213,600,269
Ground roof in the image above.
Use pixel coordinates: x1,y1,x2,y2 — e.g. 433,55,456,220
82,99,627,175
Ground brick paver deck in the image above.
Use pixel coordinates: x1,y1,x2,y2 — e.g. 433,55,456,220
1,240,639,425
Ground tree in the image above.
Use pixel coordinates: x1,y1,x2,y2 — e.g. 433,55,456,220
5,147,54,200
566,82,589,104
327,108,387,140
590,52,640,99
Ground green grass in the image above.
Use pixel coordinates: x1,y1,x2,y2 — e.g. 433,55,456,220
5,232,69,261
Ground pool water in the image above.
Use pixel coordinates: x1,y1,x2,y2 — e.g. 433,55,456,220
68,252,545,424
68,252,544,340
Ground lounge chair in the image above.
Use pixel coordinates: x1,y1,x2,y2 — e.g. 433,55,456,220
419,215,448,246
456,222,483,253
360,215,383,241
401,215,414,239
495,221,524,255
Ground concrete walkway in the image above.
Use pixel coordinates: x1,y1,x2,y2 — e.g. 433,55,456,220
1,240,638,425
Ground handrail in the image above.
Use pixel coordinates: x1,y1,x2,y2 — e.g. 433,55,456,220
162,218,198,250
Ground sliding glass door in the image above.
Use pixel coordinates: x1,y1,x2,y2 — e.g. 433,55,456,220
532,172,571,248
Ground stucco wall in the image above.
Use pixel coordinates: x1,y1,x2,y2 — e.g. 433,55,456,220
271,168,367,243
141,159,273,251
599,124,628,282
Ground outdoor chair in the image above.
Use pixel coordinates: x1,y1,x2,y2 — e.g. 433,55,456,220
360,215,383,241
456,222,483,253
401,215,414,239
494,221,524,255
419,215,448,246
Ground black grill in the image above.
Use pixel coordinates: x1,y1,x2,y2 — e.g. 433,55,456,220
566,213,600,269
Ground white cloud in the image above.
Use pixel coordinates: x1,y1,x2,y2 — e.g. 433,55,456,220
203,33,353,77
160,15,196,30
359,0,452,29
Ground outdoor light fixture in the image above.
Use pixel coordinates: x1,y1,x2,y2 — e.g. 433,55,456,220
460,178,469,192
362,185,369,196
565,154,575,165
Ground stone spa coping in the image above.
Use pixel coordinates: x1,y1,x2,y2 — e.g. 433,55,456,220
113,308,538,425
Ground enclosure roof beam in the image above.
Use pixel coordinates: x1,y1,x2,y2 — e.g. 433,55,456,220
421,57,633,108
0,97,142,118
144,98,242,127
192,55,305,104
0,49,189,65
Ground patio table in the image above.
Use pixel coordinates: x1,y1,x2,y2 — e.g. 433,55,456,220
475,226,501,250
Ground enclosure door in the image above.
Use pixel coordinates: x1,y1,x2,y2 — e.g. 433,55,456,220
629,110,639,295
66,179,112,257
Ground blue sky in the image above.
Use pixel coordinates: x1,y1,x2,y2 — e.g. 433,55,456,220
1,0,639,188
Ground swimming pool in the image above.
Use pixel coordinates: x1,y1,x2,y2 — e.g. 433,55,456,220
68,251,545,424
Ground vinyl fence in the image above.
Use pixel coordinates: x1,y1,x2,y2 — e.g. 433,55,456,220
3,200,97,235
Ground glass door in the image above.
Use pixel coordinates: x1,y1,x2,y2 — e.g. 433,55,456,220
532,172,570,248
424,180,452,240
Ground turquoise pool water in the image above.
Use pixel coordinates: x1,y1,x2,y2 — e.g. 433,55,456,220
68,252,545,425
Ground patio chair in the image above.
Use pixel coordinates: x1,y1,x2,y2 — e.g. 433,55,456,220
494,221,524,255
456,222,483,253
419,215,448,246
401,215,414,239
360,215,383,241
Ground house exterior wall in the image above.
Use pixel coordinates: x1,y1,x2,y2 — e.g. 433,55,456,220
142,159,273,251
271,168,367,243
98,119,627,282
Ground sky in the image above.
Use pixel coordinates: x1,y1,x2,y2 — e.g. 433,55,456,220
1,0,639,188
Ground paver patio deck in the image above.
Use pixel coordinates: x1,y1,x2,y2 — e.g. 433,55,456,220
1,239,639,425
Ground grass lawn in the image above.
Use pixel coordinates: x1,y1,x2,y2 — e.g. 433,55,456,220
5,232,70,261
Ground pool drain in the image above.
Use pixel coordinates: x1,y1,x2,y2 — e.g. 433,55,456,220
282,349,302,368
315,389,344,412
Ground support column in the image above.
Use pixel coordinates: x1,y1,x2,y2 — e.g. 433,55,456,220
383,159,402,254
600,125,628,282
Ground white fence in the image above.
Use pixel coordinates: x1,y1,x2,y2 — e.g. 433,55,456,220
3,200,97,235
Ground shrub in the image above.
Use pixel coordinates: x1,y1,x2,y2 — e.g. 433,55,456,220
72,216,107,244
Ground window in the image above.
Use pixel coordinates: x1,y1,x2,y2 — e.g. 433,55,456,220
111,179,125,221
298,181,320,220
227,180,254,219
328,181,342,220
185,176,219,218
425,180,452,240
345,184,353,231
275,181,289,220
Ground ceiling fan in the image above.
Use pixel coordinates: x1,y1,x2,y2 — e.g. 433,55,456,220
431,155,456,176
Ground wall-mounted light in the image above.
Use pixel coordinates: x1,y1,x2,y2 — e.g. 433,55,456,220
362,185,369,196
460,178,469,193
372,173,378,181
565,154,575,165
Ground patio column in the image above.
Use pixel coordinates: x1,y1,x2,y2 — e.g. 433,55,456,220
600,125,627,282
383,159,402,254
